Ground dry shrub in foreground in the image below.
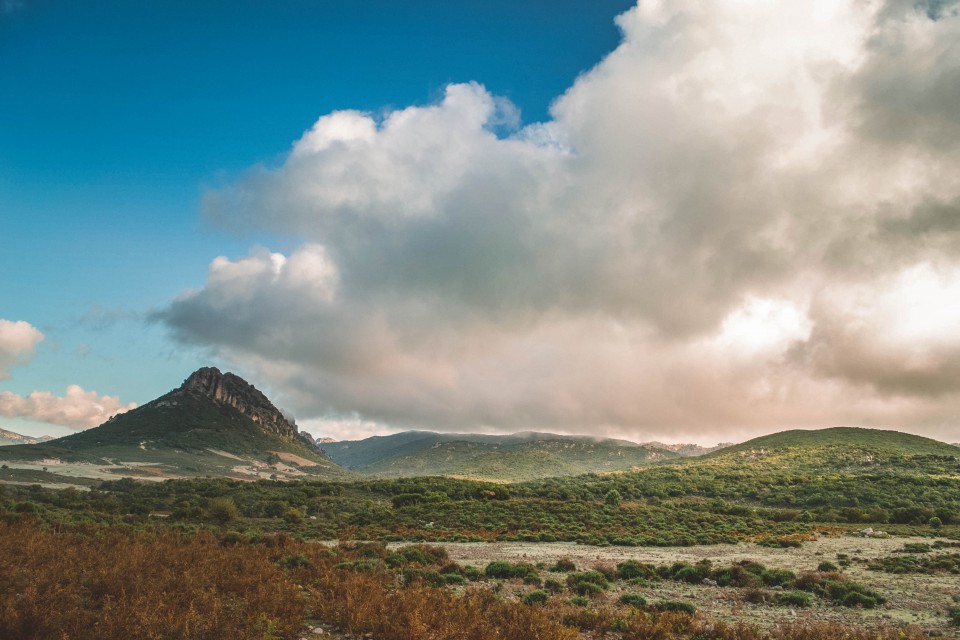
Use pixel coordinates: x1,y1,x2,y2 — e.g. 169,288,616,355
0,520,305,639
0,518,932,640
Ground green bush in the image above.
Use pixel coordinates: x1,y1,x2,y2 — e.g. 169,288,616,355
569,596,590,607
761,568,796,587
949,606,960,626
775,591,811,607
817,561,839,572
566,571,610,596
619,593,647,607
523,589,549,605
543,578,563,593
550,557,577,572
484,561,515,579
616,559,655,580
463,565,482,581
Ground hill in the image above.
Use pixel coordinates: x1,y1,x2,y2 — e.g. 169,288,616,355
0,428,52,446
0,367,352,483
324,431,679,481
695,426,960,474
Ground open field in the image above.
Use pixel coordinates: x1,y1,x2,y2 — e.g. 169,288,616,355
428,534,960,634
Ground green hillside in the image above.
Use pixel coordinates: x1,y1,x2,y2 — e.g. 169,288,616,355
717,427,959,457
694,427,960,474
352,437,678,482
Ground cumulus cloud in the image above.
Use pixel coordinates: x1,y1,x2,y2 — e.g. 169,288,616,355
161,0,960,442
0,385,137,430
0,319,44,380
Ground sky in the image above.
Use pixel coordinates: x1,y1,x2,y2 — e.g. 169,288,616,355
2,0,959,445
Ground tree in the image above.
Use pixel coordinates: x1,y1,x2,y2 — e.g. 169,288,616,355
604,490,622,508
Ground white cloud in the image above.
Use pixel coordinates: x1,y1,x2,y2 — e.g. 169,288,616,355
0,385,137,430
0,319,44,380
161,0,960,442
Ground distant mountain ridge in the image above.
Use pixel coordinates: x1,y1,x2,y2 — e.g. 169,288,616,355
322,430,697,481
0,428,53,446
0,367,351,481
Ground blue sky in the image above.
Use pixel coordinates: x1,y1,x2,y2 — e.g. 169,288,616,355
1,0,634,436
3,0,960,443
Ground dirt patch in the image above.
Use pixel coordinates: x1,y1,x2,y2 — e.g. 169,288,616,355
272,451,317,467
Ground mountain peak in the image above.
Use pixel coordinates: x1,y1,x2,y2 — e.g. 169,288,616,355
179,367,299,441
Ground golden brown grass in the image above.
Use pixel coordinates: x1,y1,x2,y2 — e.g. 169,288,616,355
0,517,933,640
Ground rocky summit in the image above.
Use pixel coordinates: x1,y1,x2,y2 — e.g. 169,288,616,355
0,366,351,481
180,367,300,441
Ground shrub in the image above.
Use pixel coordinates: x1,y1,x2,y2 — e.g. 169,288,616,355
949,606,960,626
544,578,564,593
617,559,656,580
712,564,761,588
277,553,312,570
743,588,767,604
523,590,549,605
484,561,515,579
619,593,647,607
775,591,812,608
569,595,590,607
761,568,796,588
551,557,577,572
566,571,610,596
841,591,879,608
462,565,482,581
817,561,839,572
401,568,445,588
442,573,465,585
207,498,240,526
591,564,617,582
655,600,697,615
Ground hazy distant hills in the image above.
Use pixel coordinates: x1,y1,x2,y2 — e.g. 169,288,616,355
0,429,53,447
0,367,351,481
322,431,697,481
2,374,955,487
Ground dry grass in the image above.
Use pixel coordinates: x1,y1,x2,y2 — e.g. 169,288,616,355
0,518,934,640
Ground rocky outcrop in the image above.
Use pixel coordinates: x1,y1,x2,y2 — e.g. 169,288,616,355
179,367,311,445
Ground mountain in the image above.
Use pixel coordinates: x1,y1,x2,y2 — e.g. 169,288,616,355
0,367,352,481
323,430,680,481
0,429,53,446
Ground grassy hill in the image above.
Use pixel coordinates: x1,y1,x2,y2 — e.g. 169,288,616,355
325,431,678,482
693,427,960,475
0,368,353,483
